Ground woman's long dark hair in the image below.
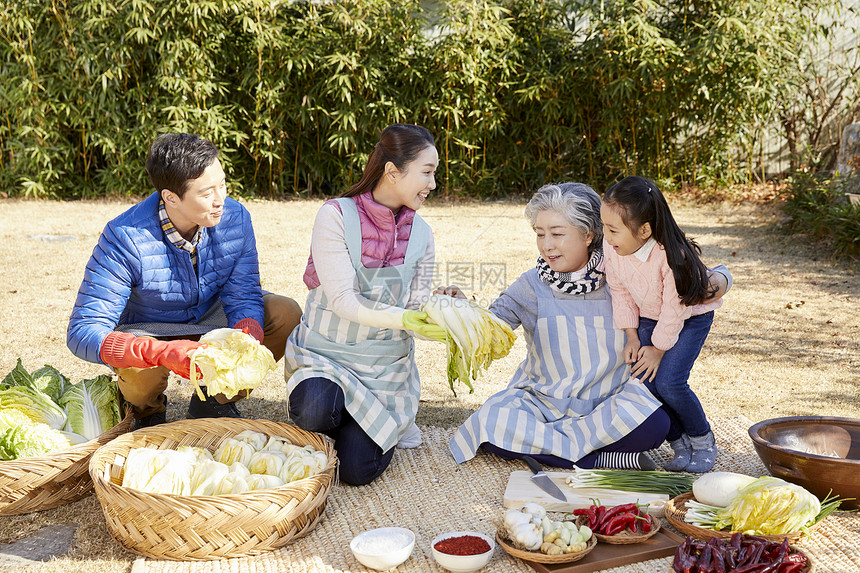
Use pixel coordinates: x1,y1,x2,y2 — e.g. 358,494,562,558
342,124,436,198
603,176,714,305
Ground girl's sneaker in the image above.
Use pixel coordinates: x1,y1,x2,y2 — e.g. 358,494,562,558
664,434,692,472
687,431,717,473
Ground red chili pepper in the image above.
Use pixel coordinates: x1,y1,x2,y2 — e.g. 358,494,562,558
639,514,652,533
725,547,739,570
595,505,607,529
603,512,638,535
698,543,714,572
672,537,697,573
600,502,638,524
733,564,771,573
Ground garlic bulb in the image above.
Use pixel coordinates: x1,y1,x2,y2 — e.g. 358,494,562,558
510,521,543,551
503,509,533,530
521,502,547,521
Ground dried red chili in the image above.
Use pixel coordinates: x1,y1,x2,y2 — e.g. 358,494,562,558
434,535,491,556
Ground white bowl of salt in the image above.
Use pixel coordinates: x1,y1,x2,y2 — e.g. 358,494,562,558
349,527,415,570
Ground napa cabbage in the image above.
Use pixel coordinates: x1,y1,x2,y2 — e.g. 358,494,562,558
59,374,121,440
422,294,516,395
0,386,67,430
188,328,277,401
31,365,71,404
0,421,73,460
714,476,822,535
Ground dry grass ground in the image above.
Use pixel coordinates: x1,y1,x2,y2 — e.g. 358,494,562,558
0,196,858,572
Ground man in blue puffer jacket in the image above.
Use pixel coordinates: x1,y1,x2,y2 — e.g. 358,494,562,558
67,133,302,428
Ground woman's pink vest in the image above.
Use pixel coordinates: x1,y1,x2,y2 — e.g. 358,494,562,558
302,191,416,289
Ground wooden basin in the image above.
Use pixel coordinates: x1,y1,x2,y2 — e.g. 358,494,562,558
749,416,860,509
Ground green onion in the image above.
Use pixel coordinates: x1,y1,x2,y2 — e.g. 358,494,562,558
683,500,723,529
565,468,696,497
812,491,849,527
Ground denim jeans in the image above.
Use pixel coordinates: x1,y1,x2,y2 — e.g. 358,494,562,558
288,377,394,486
639,311,714,442
480,407,670,469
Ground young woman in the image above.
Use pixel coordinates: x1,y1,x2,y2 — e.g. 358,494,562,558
283,124,446,485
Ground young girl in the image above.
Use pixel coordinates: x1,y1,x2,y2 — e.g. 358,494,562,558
283,124,446,486
601,175,726,473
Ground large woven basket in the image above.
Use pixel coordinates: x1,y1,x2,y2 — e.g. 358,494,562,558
0,406,133,516
89,418,338,561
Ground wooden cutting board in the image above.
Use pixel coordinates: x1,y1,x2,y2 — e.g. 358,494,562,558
503,471,669,513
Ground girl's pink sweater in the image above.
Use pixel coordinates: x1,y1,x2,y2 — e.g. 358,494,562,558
603,239,722,351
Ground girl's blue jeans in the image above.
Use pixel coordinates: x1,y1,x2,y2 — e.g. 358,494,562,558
288,377,394,486
639,311,714,442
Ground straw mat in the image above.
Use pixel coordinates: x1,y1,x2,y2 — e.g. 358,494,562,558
140,416,859,573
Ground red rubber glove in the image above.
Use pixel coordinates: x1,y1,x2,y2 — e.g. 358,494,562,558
100,332,202,378
233,318,264,342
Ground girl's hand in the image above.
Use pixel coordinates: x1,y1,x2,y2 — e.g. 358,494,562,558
630,346,665,382
622,329,640,364
433,285,467,299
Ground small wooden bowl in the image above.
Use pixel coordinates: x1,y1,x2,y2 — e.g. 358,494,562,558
574,514,661,544
495,530,596,564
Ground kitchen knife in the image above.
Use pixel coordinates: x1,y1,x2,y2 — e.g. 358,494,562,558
523,455,568,502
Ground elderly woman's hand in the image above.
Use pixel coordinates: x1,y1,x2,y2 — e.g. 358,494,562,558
433,285,468,299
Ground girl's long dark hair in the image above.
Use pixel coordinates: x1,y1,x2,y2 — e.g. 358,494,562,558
342,124,435,198
603,176,715,306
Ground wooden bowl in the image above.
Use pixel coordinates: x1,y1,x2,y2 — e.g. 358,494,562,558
749,416,860,509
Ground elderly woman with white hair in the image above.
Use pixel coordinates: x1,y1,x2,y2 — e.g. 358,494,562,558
445,182,730,470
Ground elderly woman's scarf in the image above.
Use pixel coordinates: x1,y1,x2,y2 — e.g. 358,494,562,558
536,248,605,295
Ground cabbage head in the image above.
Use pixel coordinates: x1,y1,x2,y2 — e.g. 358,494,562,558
0,421,72,460
714,476,822,535
0,387,67,430
189,328,277,400
59,374,121,440
31,365,71,404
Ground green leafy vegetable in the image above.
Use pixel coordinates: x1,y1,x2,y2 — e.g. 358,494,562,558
685,476,837,535
59,374,121,440
0,421,73,460
422,294,516,395
714,476,822,534
1,358,35,390
0,386,67,430
31,365,71,404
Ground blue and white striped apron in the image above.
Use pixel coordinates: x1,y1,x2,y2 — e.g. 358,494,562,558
449,270,662,463
284,198,429,452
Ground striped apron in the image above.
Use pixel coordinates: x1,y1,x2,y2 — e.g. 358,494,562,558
449,270,662,463
284,198,429,452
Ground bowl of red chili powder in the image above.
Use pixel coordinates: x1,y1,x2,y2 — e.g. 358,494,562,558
431,531,495,573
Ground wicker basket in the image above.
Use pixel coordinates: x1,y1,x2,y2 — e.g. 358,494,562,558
0,406,133,516
665,492,814,543
89,418,338,561
495,530,596,564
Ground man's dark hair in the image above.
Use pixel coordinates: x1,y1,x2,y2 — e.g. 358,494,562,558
145,133,219,198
